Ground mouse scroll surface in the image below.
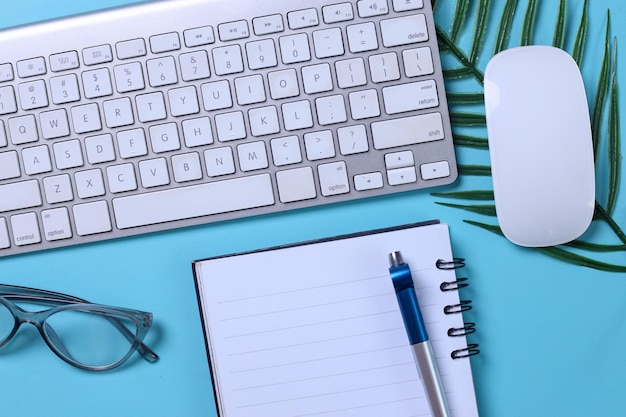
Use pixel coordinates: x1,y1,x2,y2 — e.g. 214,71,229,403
484,46,595,247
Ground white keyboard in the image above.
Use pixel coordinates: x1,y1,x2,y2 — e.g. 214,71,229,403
0,0,456,257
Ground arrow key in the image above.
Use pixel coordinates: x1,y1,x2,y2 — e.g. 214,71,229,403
355,172,384,191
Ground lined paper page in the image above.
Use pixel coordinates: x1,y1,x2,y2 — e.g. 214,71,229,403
195,223,479,417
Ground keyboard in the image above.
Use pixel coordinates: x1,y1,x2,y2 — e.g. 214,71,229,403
0,0,456,257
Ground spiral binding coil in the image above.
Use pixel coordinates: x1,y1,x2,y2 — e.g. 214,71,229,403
436,257,480,359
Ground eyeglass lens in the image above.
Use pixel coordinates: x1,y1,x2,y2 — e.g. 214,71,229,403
45,309,139,367
0,301,140,368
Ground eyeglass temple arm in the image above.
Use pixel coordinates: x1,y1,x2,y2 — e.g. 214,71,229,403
0,285,158,363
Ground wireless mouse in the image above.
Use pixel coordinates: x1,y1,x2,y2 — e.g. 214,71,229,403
484,46,595,247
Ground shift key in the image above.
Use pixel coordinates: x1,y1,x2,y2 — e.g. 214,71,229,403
0,180,42,213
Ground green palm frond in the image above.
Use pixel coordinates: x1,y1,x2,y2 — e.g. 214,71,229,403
433,0,625,272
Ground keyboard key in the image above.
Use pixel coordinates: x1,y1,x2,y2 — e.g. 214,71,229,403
315,95,347,125
335,58,367,88
8,115,38,144
150,32,181,53
117,128,148,158
357,0,390,17
107,163,138,193
42,208,73,241
136,92,167,122
0,121,7,147
302,63,333,94
11,212,41,246
0,218,10,249
103,97,135,128
246,39,278,70
354,172,384,191
348,89,380,120
0,63,14,82
0,180,42,213
313,28,345,58
276,167,316,203
168,86,200,117
318,161,349,196
71,103,102,134
116,38,147,59
234,74,266,105
287,8,319,29
385,150,414,169
0,150,21,180
50,74,81,104
114,62,145,93
282,100,313,131
346,22,378,53
39,109,70,139
387,166,417,185
146,56,178,87
382,79,438,114
213,45,244,75
279,34,311,64
73,201,112,236
172,153,202,183
371,112,444,149
22,145,52,175
268,69,300,99
337,124,369,155
85,134,116,164
215,111,246,142
18,80,49,110
248,106,280,137
204,147,235,177
43,174,74,203
182,117,214,148
305,130,335,160
237,141,269,171
138,158,170,188
83,45,113,66
53,139,84,170
16,57,46,78
322,3,355,23
82,68,113,98
0,86,17,115
421,160,451,180
201,80,233,111
184,26,215,47
369,52,401,83
112,174,275,229
393,0,424,12
49,51,80,72
252,15,284,36
270,135,302,166
218,20,250,42
380,14,428,47
403,47,434,77
149,123,181,153
179,51,211,81
75,169,106,198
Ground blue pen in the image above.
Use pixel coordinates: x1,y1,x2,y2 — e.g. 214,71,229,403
389,251,451,417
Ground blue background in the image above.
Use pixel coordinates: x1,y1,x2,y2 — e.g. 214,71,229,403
1,1,625,416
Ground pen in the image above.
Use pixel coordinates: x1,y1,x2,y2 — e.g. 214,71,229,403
389,251,451,417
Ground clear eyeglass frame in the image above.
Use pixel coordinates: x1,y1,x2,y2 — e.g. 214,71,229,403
0,284,159,371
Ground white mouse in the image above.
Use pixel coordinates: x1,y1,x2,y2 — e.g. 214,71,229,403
484,45,595,247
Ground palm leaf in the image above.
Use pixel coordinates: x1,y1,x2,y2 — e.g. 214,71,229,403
434,0,626,272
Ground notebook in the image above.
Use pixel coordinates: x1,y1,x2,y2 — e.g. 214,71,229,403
193,221,480,417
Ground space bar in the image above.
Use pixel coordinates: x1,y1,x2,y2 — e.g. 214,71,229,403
112,174,275,229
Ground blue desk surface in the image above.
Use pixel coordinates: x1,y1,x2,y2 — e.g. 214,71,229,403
1,1,625,416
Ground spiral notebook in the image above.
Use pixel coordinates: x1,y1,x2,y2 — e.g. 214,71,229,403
193,221,480,417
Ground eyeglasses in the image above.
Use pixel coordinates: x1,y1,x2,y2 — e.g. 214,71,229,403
0,284,159,371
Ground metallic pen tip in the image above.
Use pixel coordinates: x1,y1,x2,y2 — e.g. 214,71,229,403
389,251,403,267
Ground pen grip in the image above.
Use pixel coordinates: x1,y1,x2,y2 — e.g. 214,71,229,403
412,341,451,417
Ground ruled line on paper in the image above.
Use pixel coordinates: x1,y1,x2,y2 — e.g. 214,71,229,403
221,292,392,321
232,361,415,391
236,379,421,409
227,327,405,357
217,274,388,304
229,344,408,374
